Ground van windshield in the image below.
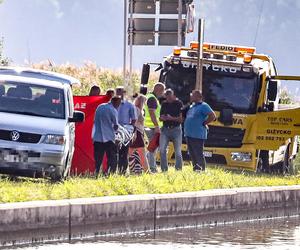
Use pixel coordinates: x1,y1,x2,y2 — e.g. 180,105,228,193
0,81,65,119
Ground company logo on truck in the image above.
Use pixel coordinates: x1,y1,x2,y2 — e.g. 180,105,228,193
182,61,244,74
266,129,291,135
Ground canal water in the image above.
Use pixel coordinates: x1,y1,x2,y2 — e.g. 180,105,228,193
11,217,300,250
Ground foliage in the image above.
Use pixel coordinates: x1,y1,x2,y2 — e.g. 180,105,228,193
1,165,300,203
0,38,10,66
32,61,159,96
279,89,293,104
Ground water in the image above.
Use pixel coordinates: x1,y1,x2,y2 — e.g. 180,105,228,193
9,217,300,250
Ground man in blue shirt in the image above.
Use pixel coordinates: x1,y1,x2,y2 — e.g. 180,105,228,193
92,96,121,176
116,86,137,174
184,90,216,171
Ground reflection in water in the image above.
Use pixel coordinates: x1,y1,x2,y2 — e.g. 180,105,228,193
13,217,300,250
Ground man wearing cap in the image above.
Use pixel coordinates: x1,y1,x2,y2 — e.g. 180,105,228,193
115,86,137,174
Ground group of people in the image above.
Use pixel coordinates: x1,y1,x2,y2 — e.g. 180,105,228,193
91,82,216,176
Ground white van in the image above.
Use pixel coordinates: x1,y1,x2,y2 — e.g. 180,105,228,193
0,74,84,181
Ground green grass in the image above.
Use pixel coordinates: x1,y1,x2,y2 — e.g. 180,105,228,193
1,165,300,203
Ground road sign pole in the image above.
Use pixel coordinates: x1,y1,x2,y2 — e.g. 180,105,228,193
178,0,183,46
123,0,128,83
195,18,204,92
128,0,134,94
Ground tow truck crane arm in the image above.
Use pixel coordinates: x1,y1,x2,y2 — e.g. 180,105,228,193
269,75,300,81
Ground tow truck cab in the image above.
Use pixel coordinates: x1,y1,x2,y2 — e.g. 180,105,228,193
143,42,300,173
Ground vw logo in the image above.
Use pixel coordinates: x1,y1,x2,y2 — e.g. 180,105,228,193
10,131,20,141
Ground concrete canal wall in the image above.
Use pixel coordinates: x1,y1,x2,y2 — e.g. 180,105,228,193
1,186,300,246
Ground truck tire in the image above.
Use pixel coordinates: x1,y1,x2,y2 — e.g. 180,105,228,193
279,145,295,175
256,150,269,173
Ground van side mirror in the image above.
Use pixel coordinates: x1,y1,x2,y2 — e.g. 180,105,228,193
267,80,278,101
218,108,233,126
69,111,85,123
141,64,150,86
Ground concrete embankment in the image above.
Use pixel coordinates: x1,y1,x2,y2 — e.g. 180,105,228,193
1,185,300,246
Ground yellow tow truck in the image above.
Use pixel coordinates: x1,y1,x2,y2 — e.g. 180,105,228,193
142,41,300,173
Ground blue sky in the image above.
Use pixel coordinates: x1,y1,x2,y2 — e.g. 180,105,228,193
0,0,300,94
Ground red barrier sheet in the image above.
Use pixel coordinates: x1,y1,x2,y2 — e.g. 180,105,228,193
71,96,109,175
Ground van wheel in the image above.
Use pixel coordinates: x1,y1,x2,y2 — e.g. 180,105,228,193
279,146,295,175
50,167,64,182
51,154,71,182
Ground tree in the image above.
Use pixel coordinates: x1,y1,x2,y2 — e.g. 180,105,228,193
0,38,10,66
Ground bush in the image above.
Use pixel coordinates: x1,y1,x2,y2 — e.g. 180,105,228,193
0,38,10,66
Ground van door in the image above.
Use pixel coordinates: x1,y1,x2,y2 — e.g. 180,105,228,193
252,108,300,150
67,88,75,158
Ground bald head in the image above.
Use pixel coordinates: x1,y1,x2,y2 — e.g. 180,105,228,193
153,82,165,98
190,90,203,103
111,95,122,109
115,86,126,99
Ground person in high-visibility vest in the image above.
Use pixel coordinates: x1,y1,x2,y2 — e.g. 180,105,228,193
144,82,165,173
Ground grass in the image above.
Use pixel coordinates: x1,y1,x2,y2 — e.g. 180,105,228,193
1,164,300,203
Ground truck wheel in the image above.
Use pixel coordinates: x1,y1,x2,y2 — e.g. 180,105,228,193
255,157,264,173
280,146,295,175
256,151,269,174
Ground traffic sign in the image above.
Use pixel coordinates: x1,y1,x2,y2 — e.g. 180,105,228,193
129,0,156,14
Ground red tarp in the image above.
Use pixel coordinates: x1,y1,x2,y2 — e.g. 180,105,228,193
71,95,109,175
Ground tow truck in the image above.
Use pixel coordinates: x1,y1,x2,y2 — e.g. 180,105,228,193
141,41,300,173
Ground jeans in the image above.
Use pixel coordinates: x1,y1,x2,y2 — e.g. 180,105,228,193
160,126,183,172
186,137,206,171
94,141,117,175
145,128,158,173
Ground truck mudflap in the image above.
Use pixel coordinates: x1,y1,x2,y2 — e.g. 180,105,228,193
248,108,300,151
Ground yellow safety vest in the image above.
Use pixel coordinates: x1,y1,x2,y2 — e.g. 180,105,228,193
144,93,162,128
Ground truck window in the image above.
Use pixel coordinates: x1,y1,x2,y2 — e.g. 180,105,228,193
164,64,259,114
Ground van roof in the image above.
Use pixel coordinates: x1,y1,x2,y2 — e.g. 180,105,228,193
0,66,80,86
0,75,65,89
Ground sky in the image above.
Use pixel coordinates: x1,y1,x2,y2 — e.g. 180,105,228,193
0,0,300,95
